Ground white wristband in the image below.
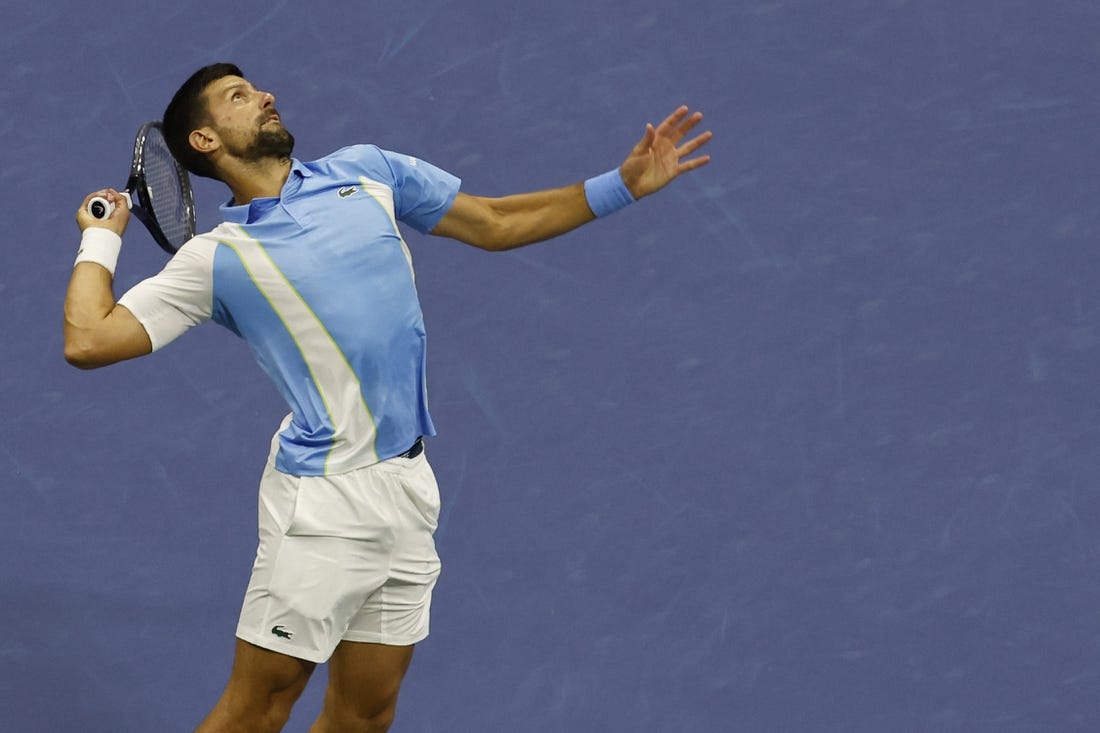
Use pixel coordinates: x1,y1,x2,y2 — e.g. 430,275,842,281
74,228,122,275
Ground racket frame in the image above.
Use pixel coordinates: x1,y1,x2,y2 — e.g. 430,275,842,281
88,121,195,254
126,121,196,255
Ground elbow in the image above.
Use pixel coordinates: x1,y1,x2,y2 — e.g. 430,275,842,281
478,219,515,252
459,222,508,252
63,335,110,370
471,201,514,251
64,343,101,370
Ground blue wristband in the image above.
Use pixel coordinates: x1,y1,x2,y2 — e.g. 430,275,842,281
584,168,636,218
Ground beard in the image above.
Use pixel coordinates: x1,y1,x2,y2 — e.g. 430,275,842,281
242,124,295,161
221,112,295,162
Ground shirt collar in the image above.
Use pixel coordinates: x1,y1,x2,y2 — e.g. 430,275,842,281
219,158,312,223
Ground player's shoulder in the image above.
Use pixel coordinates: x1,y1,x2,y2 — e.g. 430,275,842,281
164,231,220,268
313,144,395,170
172,232,217,255
303,144,396,183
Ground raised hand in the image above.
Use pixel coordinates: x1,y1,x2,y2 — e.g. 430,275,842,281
619,106,712,199
76,188,131,237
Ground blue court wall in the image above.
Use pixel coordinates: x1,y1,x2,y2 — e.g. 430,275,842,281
2,1,1100,731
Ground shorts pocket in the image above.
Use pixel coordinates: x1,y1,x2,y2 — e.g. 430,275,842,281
400,465,441,531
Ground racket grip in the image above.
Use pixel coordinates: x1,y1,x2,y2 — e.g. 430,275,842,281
88,192,132,220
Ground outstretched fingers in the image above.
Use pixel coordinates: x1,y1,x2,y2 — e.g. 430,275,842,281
620,105,713,196
655,105,690,136
677,151,712,174
656,106,705,145
678,128,713,154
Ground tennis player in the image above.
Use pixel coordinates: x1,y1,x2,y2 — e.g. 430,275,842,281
64,63,711,733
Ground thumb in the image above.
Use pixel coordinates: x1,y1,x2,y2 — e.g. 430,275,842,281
631,123,656,156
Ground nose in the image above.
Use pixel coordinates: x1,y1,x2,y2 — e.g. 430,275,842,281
260,90,275,108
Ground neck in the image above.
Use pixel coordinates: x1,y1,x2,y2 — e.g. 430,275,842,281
221,156,293,206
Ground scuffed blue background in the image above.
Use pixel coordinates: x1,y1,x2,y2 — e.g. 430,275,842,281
3,1,1099,731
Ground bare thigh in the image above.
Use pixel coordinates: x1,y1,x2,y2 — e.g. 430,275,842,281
309,641,415,733
196,639,316,733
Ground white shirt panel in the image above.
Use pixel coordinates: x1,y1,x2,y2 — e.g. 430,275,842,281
116,237,217,351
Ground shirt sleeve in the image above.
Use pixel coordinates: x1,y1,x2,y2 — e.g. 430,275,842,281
116,238,216,352
379,149,461,233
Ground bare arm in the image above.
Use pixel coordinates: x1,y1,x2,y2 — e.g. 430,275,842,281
63,189,153,369
430,106,712,251
430,185,594,251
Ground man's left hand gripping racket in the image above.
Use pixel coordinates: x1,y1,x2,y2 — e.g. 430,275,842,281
88,121,196,255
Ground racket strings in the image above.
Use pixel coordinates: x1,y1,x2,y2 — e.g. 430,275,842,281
141,129,194,250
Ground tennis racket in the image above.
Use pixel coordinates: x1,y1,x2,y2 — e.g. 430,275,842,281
88,120,196,255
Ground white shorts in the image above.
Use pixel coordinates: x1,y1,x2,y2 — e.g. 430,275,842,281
236,445,442,663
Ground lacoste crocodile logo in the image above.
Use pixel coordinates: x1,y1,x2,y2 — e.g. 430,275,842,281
271,625,294,639
337,185,359,198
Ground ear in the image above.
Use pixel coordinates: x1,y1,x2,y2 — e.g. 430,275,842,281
189,127,220,155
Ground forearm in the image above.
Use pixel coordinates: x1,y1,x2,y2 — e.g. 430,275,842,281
432,169,638,251
435,183,594,252
62,222,152,369
63,264,122,368
482,183,597,251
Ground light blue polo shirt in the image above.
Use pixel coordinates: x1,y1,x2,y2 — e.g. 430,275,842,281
118,145,461,475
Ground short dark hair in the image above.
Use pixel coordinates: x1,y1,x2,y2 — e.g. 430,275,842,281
163,63,243,180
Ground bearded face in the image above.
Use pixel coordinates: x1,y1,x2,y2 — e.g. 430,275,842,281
247,113,296,160
220,109,295,162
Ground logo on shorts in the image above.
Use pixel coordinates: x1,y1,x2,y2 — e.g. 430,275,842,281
271,625,294,639
337,185,359,198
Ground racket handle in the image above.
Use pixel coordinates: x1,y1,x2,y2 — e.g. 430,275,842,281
88,191,132,220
